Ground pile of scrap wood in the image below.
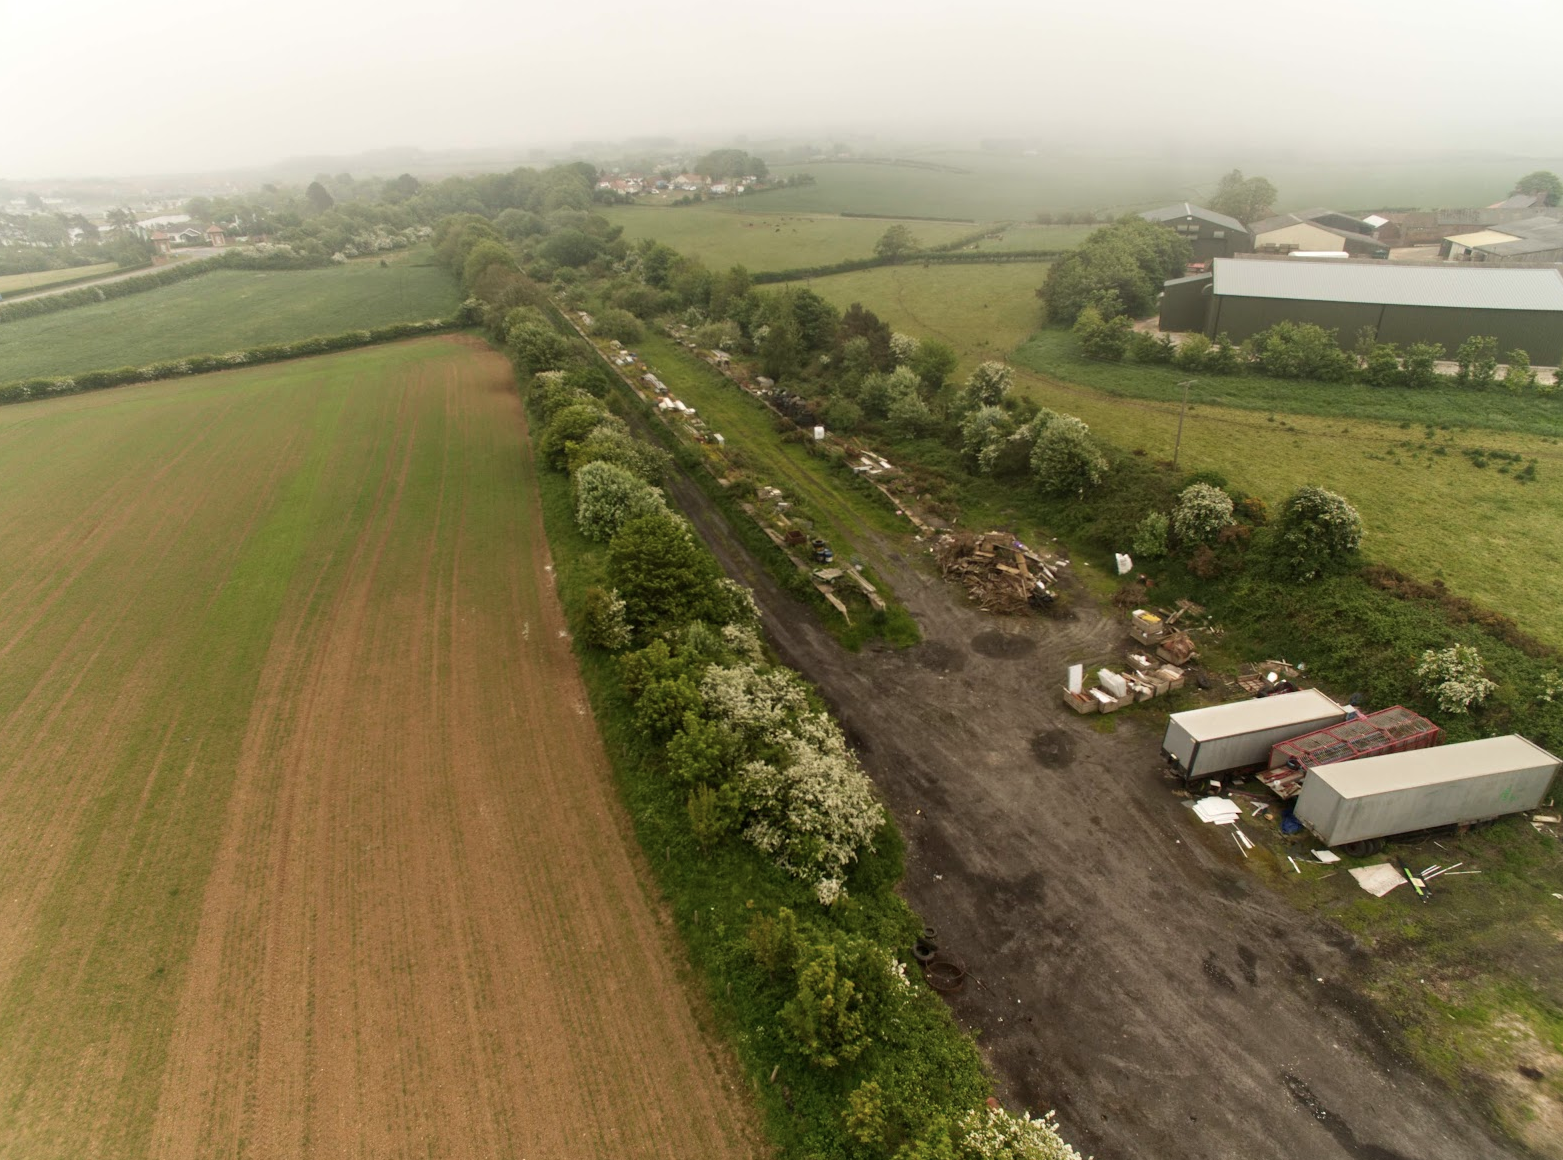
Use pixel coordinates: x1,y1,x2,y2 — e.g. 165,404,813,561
1127,607,1200,664
1236,660,1302,695
935,531,1067,614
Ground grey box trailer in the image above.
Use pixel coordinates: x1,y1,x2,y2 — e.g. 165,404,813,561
1295,734,1561,852
1162,689,1347,781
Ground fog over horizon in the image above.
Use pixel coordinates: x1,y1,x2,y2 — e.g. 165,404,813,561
6,0,1563,180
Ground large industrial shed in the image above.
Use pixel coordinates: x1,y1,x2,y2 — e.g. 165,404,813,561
1139,203,1252,263
1159,258,1563,354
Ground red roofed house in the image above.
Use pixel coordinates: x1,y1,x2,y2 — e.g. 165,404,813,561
204,223,228,247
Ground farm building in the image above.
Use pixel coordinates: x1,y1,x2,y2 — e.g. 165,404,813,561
1489,193,1547,210
1250,212,1389,259
1158,256,1563,353
1441,216,1563,265
1138,203,1251,263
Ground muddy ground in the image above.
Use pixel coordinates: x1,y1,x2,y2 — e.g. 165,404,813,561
661,462,1525,1160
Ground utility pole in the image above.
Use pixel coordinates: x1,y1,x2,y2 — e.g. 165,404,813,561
1172,379,1196,468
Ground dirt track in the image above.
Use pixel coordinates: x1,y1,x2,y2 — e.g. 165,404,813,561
657,459,1525,1160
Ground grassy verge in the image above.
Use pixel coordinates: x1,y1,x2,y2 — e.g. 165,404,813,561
529,400,996,1159
625,332,921,649
1014,327,1563,439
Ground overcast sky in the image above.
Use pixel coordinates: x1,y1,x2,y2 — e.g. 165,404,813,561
5,0,1562,178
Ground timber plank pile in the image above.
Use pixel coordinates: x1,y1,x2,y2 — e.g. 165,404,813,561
935,531,1067,614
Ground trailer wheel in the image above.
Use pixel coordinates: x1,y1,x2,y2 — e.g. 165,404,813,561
1341,838,1385,857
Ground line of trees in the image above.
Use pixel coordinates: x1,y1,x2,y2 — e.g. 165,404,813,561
1073,312,1561,396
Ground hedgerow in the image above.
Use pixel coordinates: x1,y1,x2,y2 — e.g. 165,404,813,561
0,245,327,325
0,318,457,406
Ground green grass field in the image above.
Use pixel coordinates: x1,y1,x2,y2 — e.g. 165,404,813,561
601,204,979,271
0,338,756,1157
755,150,1563,220
0,253,458,380
0,262,120,295
780,261,1050,368
1008,359,1563,647
963,223,1095,251
1014,329,1563,440
771,259,1563,646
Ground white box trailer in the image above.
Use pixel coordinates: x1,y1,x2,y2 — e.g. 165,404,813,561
1163,689,1346,781
1295,734,1560,852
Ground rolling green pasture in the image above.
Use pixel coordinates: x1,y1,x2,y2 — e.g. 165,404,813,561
780,261,1049,368
964,223,1095,251
1010,362,1563,646
760,150,1563,220
0,253,458,380
0,263,118,295
775,257,1563,645
1015,329,1563,440
601,204,978,271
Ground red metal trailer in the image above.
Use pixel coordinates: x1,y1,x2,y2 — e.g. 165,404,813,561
1259,706,1442,798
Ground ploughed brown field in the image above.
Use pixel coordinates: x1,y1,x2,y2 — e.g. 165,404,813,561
0,337,757,1158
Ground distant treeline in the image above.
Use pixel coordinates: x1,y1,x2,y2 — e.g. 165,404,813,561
0,317,459,406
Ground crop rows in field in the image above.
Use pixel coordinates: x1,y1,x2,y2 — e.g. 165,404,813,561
0,339,755,1158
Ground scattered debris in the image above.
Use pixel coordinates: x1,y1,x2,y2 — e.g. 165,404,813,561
1312,849,1341,864
936,531,1066,614
1350,864,1407,897
1193,797,1242,824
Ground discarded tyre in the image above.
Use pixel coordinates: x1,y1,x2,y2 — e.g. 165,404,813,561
922,953,966,993
913,939,937,964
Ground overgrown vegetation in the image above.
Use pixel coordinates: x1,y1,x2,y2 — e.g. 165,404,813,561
432,219,1082,1158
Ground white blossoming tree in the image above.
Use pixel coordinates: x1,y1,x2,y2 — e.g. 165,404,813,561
572,460,668,542
1030,415,1108,496
1172,483,1235,546
1416,644,1497,714
961,361,1013,409
951,1106,1085,1160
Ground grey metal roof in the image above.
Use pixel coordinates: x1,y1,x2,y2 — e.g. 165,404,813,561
1139,202,1249,234
1466,215,1563,256
1306,735,1560,798
1213,257,1563,311
1490,193,1542,210
1292,207,1375,233
1169,689,1344,742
